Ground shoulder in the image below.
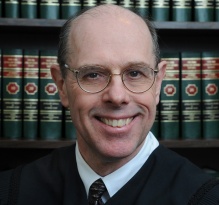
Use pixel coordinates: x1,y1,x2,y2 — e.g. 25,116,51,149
188,178,219,205
0,169,13,204
149,145,216,200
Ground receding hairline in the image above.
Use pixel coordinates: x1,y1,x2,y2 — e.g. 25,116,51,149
70,4,148,34
58,4,160,78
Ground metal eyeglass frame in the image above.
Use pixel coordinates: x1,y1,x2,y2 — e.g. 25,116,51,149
64,63,159,94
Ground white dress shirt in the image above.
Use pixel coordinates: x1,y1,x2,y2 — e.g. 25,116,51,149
76,131,159,202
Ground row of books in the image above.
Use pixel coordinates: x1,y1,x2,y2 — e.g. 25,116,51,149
151,51,219,140
0,48,76,140
0,49,218,140
0,0,219,22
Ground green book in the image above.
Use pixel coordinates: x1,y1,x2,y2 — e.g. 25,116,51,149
216,0,219,21
0,1,2,17
119,0,135,11
2,49,23,139
135,0,150,19
61,0,81,19
21,0,37,19
194,0,214,22
99,0,118,4
151,0,170,21
0,49,2,136
65,108,77,140
151,108,160,139
201,51,219,139
181,52,202,140
23,50,39,140
172,0,192,21
39,50,62,140
160,52,180,140
5,0,19,18
40,0,60,19
83,0,97,10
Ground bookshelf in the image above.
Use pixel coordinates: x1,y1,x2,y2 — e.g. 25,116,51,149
0,19,219,171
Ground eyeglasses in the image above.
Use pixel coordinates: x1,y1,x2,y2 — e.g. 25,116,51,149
64,64,159,94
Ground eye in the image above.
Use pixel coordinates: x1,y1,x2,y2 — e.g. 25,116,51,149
78,67,109,82
125,68,146,80
85,72,99,79
129,70,142,78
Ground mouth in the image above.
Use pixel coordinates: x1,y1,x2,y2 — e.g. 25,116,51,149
99,117,133,128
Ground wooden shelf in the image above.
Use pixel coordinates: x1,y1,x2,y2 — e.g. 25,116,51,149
1,139,219,149
0,18,219,30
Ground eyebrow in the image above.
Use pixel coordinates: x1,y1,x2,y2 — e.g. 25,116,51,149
75,61,152,70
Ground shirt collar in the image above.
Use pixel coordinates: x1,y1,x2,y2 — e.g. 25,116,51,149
76,131,159,198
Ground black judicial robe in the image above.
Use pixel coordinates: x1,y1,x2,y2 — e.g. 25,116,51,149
0,144,219,205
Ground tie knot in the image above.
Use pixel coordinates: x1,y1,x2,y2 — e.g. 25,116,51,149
88,178,106,205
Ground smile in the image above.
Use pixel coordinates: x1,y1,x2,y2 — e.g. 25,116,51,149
99,117,133,128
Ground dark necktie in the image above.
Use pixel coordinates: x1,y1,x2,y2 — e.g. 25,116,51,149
88,178,107,205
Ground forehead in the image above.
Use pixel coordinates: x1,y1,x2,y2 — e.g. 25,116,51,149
68,9,154,67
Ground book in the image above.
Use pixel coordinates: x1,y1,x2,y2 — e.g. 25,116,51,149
39,50,62,140
216,0,219,21
2,49,23,139
4,0,19,18
151,108,160,139
40,0,60,19
99,0,118,4
135,0,150,19
172,0,192,21
0,0,2,17
21,0,37,19
23,50,39,140
83,0,97,10
151,0,170,21
160,52,180,140
119,0,135,11
61,0,81,19
0,49,2,136
64,108,77,140
201,51,219,139
194,0,214,22
181,52,202,139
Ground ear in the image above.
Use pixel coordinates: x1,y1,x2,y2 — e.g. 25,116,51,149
155,60,166,105
50,64,69,108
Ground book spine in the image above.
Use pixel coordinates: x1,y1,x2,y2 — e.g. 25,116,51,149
216,0,219,21
181,52,202,139
2,49,23,139
21,0,37,19
23,50,39,140
151,0,170,21
201,51,219,139
99,0,118,4
5,0,20,18
172,0,192,21
0,49,2,136
119,0,135,11
194,0,214,22
61,0,81,19
83,0,98,10
65,108,77,140
135,0,150,19
39,50,62,140
0,0,2,17
151,108,160,139
160,52,180,140
40,0,60,19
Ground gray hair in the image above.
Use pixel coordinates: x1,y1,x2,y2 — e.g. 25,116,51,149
57,6,160,78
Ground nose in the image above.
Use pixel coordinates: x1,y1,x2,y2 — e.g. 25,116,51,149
102,74,130,106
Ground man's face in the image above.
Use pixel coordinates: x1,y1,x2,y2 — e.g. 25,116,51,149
53,15,165,166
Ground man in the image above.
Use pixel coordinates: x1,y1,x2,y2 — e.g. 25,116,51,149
0,4,219,205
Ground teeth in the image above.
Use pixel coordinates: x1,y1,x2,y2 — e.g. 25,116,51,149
100,117,133,128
